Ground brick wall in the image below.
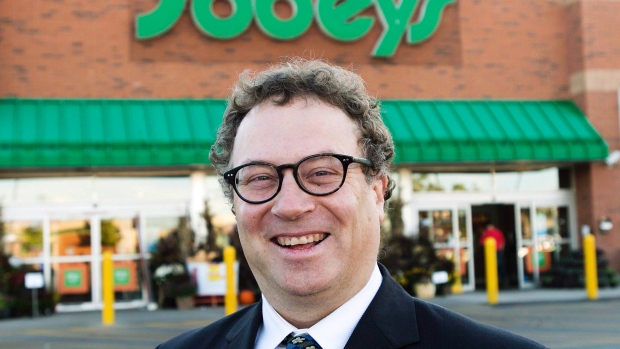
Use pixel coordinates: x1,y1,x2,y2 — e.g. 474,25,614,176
0,0,571,99
569,0,620,269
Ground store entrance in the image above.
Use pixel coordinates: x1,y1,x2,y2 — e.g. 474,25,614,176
472,204,518,290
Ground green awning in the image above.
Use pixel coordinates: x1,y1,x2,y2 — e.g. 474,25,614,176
0,99,226,169
381,100,609,165
0,99,609,174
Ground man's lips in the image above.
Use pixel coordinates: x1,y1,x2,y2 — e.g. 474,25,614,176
274,233,328,247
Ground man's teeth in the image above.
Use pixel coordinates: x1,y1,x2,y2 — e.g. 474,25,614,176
277,233,326,247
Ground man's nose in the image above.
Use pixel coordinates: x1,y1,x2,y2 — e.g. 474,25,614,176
271,170,315,220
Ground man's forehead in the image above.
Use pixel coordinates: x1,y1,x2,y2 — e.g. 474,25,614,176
231,99,361,165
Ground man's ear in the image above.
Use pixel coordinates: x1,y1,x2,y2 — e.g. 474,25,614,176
372,176,389,222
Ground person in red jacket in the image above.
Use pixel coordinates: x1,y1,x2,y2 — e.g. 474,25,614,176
480,223,508,288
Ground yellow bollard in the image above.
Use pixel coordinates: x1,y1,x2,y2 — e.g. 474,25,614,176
583,234,598,300
451,269,463,294
484,238,499,305
224,245,237,315
102,250,115,325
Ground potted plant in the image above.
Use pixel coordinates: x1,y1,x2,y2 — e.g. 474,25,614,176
408,238,439,299
149,217,198,309
153,262,197,309
0,293,12,318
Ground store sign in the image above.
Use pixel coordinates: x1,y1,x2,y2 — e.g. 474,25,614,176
135,0,456,57
64,270,82,287
114,268,131,286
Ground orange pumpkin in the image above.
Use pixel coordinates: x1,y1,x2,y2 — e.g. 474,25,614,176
239,290,256,305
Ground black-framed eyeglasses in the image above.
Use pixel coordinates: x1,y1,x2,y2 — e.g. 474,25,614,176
224,153,372,204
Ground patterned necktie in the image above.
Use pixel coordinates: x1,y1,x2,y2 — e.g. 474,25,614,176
282,332,323,349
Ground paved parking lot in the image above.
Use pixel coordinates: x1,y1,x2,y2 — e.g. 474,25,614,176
1,288,619,349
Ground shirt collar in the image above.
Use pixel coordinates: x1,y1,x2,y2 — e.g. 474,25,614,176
255,264,383,349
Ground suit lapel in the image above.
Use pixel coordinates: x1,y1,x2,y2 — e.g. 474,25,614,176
225,301,264,348
344,264,421,349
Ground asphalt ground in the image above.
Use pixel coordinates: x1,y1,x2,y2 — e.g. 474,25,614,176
1,288,619,349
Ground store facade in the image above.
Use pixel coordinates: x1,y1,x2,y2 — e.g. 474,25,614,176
1,0,619,310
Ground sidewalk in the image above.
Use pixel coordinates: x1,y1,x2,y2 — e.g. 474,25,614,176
0,287,619,349
428,286,620,307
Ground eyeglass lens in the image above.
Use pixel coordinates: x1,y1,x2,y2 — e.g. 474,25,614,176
234,155,346,202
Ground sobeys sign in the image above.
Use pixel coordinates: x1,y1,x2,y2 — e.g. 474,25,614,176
135,0,456,57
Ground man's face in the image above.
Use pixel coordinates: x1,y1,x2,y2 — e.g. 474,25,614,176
229,98,387,303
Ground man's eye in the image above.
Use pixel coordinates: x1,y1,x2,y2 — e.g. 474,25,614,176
249,175,272,182
313,170,330,177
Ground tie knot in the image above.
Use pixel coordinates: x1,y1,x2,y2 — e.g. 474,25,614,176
283,332,323,349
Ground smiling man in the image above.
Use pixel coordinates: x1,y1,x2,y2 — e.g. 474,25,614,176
157,58,546,349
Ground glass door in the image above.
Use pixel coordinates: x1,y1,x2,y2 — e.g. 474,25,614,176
97,214,146,308
414,206,474,291
50,218,94,305
516,203,572,288
51,212,148,311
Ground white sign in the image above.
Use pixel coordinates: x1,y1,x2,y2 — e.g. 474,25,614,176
187,262,238,296
25,272,44,289
431,271,450,285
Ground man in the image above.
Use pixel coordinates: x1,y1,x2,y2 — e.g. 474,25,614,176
157,59,546,348
480,223,508,288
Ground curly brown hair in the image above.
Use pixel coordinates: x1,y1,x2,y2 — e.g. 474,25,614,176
209,58,395,208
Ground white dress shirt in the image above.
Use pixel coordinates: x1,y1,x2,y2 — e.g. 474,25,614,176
254,264,383,349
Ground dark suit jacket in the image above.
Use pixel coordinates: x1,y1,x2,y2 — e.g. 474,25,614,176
157,264,546,348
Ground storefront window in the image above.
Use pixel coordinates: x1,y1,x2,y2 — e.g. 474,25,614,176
0,176,192,204
495,168,559,192
51,219,92,257
418,210,452,244
53,261,92,303
413,173,491,192
145,216,182,254
96,177,191,203
2,220,43,259
101,218,143,301
413,168,561,193
101,218,138,255
535,206,570,270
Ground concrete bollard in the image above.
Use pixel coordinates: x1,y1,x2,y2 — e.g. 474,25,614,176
484,238,499,305
224,245,238,315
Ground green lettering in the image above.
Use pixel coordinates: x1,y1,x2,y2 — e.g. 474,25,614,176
135,0,187,39
372,0,420,57
192,0,253,39
407,0,456,44
254,0,313,40
315,0,374,42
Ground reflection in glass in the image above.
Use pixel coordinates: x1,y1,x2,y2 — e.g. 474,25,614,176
458,210,467,242
419,210,452,244
521,208,532,240
519,208,534,284
51,220,92,257
3,221,43,259
101,219,138,255
146,217,181,254
520,206,571,283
